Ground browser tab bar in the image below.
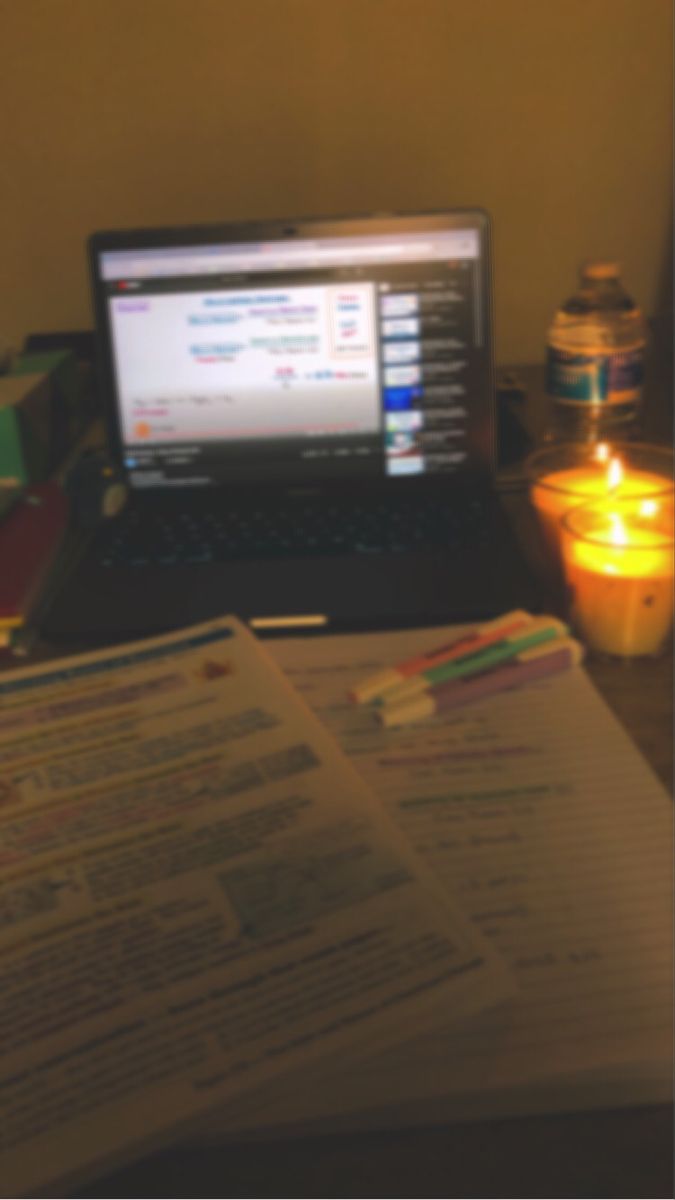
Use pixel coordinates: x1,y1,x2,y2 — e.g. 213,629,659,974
101,230,479,281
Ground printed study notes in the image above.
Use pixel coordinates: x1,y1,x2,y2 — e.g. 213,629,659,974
0,618,508,1197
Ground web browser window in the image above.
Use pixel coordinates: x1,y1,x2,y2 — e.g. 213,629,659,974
98,227,489,488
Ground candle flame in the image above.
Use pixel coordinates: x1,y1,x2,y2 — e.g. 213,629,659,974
607,457,623,490
594,442,610,463
608,512,629,547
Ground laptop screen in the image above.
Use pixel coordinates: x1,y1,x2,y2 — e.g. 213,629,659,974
92,212,494,490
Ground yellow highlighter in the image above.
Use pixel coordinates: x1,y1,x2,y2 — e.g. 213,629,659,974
379,616,569,708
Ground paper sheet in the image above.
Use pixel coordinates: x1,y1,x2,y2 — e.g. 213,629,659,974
197,624,673,1137
0,619,509,1196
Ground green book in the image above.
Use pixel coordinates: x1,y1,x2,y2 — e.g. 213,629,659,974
0,373,52,485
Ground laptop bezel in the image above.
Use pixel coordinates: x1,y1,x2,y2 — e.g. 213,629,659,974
88,208,496,501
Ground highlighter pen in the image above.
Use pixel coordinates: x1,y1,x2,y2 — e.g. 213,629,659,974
378,616,569,707
349,610,533,704
379,638,584,727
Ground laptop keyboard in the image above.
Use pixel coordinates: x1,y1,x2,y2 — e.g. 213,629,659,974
96,495,492,568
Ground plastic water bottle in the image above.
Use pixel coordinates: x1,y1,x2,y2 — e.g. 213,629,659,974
545,262,647,443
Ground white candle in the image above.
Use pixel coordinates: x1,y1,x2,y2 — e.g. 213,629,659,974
529,443,673,571
562,497,674,657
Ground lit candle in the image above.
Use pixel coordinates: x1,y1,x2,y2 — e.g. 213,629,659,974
529,443,674,572
561,497,674,657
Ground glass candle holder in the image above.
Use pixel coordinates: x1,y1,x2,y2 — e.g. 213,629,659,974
561,494,674,658
527,442,674,586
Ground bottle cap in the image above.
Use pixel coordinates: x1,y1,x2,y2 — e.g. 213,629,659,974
581,260,621,280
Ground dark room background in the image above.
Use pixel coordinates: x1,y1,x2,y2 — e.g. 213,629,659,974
1,0,671,363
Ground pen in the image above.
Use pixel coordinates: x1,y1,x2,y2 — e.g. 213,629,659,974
378,637,584,727
378,616,569,707
349,609,533,703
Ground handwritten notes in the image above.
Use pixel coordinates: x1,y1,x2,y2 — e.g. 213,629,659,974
199,625,673,1136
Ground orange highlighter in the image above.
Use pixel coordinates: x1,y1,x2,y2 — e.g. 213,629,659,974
349,610,534,704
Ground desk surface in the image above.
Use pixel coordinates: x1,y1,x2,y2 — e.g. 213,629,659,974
71,1105,673,1199
67,576,672,1200
7,615,673,1200
3,368,673,1199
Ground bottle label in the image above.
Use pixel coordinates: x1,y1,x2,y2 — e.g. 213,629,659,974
546,346,644,405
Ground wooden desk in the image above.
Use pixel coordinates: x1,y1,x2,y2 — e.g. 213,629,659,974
64,507,671,1200
71,1105,673,1198
3,372,672,1200
7,624,671,1199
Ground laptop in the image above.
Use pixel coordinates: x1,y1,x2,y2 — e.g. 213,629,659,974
43,209,538,640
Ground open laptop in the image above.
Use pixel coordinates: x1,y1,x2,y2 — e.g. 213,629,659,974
43,209,538,640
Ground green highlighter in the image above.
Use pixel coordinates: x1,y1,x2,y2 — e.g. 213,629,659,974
379,617,569,707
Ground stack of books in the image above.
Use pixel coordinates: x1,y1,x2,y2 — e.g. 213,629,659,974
0,480,69,651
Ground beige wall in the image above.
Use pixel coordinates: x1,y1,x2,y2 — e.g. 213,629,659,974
1,0,671,361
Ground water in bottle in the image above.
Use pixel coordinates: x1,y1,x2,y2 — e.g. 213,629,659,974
545,261,647,443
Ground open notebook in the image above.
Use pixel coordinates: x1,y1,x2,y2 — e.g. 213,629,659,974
195,624,673,1136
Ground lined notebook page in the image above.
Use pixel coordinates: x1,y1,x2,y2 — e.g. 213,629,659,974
197,627,673,1134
